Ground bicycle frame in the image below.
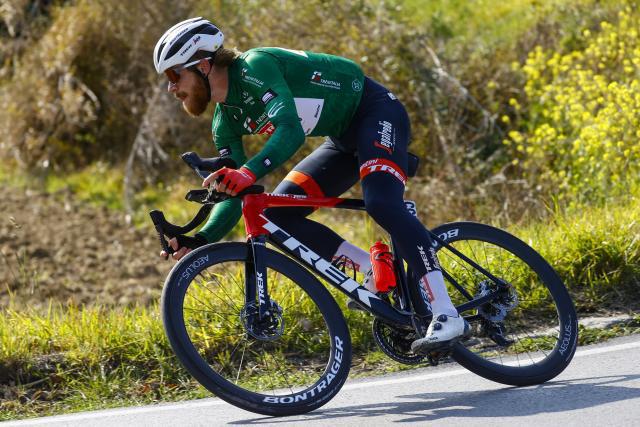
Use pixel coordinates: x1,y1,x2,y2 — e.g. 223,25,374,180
238,191,507,329
240,192,412,327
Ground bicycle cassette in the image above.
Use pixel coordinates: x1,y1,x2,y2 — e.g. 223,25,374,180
475,280,518,322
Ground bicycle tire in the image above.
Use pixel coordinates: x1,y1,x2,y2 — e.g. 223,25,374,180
430,221,578,386
161,242,351,416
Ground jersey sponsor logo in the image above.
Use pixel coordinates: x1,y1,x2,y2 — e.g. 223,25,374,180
242,110,276,135
257,121,275,135
267,101,285,118
352,79,363,91
241,91,255,105
261,89,278,105
241,69,264,87
218,146,232,157
293,98,324,135
359,158,407,185
373,120,395,154
243,117,257,132
388,92,397,100
310,71,341,90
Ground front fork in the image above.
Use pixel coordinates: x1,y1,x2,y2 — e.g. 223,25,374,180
245,235,272,321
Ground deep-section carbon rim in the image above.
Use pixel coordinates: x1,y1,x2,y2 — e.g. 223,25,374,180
431,222,578,385
162,242,351,416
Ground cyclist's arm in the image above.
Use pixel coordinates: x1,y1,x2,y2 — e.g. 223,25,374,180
241,52,306,178
196,107,247,243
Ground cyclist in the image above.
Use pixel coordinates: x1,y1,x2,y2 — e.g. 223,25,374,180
154,17,469,351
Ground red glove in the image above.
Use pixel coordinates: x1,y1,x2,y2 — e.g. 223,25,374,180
204,166,256,195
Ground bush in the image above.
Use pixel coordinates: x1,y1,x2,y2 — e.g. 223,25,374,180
0,0,209,171
505,4,640,205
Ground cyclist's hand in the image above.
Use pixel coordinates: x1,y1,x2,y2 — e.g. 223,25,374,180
160,237,190,261
159,234,207,261
203,166,256,196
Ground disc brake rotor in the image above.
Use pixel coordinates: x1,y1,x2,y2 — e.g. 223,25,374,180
240,301,284,341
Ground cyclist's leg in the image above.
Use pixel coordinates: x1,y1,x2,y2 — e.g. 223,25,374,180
352,79,468,347
265,140,367,268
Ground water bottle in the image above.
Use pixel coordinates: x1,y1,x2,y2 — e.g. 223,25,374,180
369,241,397,292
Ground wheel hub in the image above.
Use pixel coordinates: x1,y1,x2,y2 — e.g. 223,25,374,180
240,300,284,341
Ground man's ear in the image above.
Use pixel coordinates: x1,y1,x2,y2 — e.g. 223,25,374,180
196,59,212,75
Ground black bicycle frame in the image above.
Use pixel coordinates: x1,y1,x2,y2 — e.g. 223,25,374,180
245,201,506,330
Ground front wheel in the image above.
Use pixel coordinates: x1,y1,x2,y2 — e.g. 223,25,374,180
431,222,578,386
161,242,351,416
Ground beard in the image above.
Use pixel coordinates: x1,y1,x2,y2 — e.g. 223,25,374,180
181,75,210,117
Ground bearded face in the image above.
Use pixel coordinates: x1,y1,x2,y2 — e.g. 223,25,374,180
172,69,210,117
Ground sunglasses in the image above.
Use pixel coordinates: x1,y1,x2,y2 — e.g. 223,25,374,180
164,57,212,84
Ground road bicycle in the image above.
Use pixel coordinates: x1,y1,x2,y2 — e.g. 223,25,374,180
150,152,578,416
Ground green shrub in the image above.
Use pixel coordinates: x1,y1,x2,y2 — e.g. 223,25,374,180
506,4,640,205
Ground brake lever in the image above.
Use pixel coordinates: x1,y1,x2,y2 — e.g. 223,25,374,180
193,165,209,180
149,210,174,259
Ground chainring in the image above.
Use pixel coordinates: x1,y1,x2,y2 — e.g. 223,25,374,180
372,318,426,365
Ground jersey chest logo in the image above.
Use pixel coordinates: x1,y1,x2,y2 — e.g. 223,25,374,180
243,112,275,135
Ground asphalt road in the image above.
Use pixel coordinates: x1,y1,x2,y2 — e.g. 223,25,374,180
5,334,640,426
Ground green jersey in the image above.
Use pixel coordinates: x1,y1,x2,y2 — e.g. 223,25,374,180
198,47,365,242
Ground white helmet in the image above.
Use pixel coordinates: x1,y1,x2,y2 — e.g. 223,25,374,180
153,17,224,74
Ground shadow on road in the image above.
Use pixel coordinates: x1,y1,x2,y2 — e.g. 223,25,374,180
229,374,640,424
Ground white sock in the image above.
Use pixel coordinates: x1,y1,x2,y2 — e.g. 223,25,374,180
420,271,458,317
333,241,371,273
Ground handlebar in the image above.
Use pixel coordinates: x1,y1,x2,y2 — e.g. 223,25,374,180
149,152,264,257
181,151,237,179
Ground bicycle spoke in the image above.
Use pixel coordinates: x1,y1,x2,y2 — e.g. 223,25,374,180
179,256,335,396
438,231,565,370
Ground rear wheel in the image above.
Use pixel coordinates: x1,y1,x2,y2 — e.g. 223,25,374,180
162,242,351,416
431,222,578,386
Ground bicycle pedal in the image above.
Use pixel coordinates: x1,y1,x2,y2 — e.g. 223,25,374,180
426,349,452,366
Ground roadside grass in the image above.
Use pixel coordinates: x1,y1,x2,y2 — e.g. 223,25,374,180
0,304,205,420
1,302,638,421
516,196,640,313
